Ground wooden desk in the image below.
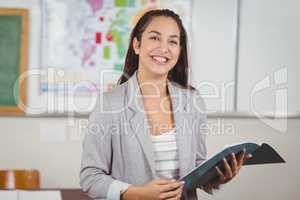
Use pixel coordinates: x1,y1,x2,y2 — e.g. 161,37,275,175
0,189,93,200
60,189,92,200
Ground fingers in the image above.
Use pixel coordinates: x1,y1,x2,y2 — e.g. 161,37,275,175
222,157,233,179
245,153,253,161
174,185,184,200
160,181,185,193
155,179,175,185
212,149,253,187
238,149,253,165
215,166,225,182
215,156,235,184
164,185,184,200
237,149,246,167
230,152,238,175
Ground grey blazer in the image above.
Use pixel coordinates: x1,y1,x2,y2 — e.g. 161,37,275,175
80,71,207,200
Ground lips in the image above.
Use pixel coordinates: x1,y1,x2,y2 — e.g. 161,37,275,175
151,56,169,64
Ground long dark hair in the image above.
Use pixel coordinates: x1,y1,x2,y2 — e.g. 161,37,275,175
117,9,193,89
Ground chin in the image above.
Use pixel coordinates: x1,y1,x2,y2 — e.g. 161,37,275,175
149,66,172,77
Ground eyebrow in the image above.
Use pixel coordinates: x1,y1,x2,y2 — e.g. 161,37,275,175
148,30,179,38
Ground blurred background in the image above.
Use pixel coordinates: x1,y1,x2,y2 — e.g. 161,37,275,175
0,0,299,199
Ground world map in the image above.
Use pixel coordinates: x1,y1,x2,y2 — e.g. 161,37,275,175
41,0,192,94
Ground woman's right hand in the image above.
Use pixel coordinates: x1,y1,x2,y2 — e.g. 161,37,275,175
122,179,185,200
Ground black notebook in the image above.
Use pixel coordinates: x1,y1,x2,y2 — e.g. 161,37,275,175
178,142,285,191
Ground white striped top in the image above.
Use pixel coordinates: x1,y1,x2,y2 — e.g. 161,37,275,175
150,129,180,180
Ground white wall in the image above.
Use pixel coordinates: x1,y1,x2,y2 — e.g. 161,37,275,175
0,117,85,188
0,117,299,199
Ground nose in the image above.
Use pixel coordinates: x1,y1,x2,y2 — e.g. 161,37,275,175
158,40,169,53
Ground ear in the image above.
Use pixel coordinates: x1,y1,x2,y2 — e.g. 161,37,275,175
133,37,140,55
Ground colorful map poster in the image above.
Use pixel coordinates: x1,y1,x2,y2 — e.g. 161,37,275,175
41,0,192,94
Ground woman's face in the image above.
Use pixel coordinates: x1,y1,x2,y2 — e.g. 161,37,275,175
133,16,181,78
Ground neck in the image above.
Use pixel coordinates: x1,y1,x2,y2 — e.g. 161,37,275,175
137,70,169,97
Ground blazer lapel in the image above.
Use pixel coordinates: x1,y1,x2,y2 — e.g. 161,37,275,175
127,72,156,179
126,72,193,179
167,81,193,178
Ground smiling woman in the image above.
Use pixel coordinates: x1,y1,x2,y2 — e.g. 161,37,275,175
132,16,181,77
118,9,190,88
80,9,250,200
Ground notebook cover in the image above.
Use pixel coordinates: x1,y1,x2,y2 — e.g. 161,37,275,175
179,142,285,191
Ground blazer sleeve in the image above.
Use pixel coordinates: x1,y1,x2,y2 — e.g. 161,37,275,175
80,95,131,200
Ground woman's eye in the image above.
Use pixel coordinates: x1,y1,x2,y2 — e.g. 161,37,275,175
149,36,159,41
170,40,178,45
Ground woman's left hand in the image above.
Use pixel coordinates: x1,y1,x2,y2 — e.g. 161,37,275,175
201,149,252,194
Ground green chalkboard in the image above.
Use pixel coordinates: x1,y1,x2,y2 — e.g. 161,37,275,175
0,8,28,114
0,16,22,106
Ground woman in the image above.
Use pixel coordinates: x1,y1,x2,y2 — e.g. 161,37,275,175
80,9,249,200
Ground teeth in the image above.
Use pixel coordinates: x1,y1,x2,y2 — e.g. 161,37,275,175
152,56,167,63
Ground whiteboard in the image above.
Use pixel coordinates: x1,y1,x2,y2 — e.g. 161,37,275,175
237,0,300,117
190,0,238,113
